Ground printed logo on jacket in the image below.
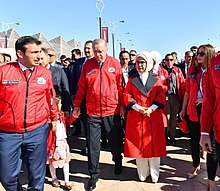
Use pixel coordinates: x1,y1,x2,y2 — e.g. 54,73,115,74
37,77,46,84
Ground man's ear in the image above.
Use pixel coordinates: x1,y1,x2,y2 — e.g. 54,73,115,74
16,50,24,59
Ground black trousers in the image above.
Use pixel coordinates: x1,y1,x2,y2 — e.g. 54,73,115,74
74,98,87,135
87,113,123,178
207,128,218,181
187,104,203,168
188,119,201,168
216,140,220,164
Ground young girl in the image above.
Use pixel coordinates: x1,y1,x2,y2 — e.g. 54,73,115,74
47,96,78,190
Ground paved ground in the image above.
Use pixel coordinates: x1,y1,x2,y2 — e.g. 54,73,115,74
1,130,220,191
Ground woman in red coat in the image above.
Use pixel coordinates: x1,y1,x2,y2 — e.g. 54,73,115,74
124,51,166,183
180,44,216,190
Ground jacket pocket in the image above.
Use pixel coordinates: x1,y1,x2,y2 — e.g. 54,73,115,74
104,83,119,107
34,100,49,123
0,100,16,128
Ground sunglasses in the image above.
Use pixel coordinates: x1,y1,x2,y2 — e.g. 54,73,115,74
130,54,136,57
48,54,55,57
197,52,205,57
136,60,146,64
165,58,173,62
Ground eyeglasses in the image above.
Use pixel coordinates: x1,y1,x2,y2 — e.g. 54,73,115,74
48,54,55,57
197,52,205,57
165,58,173,62
136,60,146,64
130,54,136,57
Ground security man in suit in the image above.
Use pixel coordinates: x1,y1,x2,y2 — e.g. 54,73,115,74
178,51,193,79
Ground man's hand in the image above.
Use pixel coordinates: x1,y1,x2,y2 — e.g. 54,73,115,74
72,107,81,118
200,134,212,153
196,98,203,106
51,121,57,131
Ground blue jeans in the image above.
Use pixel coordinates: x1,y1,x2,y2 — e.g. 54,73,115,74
0,123,49,191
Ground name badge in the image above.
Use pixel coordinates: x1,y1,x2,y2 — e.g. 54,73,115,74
87,69,96,75
37,77,46,84
2,80,19,85
214,64,220,70
187,74,196,78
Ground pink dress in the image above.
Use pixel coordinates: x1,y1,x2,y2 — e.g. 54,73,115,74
47,113,76,168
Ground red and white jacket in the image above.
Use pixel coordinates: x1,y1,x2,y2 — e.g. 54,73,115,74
167,66,185,100
185,65,206,122
0,62,58,133
74,55,124,117
201,53,220,143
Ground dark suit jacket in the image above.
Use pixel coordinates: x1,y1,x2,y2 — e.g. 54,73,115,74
68,57,86,96
49,65,71,113
178,62,189,79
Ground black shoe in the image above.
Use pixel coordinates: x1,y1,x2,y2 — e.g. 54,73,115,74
81,147,88,155
114,163,123,175
72,129,81,136
87,177,98,191
101,140,108,149
170,138,176,144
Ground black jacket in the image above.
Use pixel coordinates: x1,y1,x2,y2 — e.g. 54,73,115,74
68,57,86,96
49,65,71,113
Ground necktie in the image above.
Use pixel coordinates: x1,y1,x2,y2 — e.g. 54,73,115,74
99,61,103,68
24,69,32,80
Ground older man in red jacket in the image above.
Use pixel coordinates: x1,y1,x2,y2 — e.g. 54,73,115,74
73,39,125,191
0,36,57,191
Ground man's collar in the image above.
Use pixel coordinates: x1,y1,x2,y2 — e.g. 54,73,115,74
18,61,34,71
50,61,56,66
98,55,107,63
46,64,50,69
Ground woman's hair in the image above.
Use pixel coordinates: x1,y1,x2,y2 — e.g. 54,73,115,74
191,54,199,73
197,44,215,71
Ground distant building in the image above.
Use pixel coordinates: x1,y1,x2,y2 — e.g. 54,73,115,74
0,29,83,59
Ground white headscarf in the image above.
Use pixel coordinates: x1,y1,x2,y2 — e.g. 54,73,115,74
150,51,162,74
136,51,153,73
135,51,153,85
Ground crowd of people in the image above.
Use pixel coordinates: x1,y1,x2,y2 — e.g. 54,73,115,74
0,36,220,191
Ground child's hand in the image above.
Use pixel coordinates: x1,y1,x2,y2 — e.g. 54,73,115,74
51,121,57,131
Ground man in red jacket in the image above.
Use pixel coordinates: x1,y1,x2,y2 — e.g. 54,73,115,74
0,36,57,191
73,38,125,191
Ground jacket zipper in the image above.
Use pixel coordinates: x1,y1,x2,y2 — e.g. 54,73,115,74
24,80,29,132
100,62,103,117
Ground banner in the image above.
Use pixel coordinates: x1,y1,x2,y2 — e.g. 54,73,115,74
101,27,108,43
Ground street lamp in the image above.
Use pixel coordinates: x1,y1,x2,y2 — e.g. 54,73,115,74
96,0,105,38
107,20,124,57
0,22,20,48
118,32,130,51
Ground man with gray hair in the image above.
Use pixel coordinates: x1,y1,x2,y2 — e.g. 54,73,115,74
73,39,125,191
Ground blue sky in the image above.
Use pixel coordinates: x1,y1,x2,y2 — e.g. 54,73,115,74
1,0,220,60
